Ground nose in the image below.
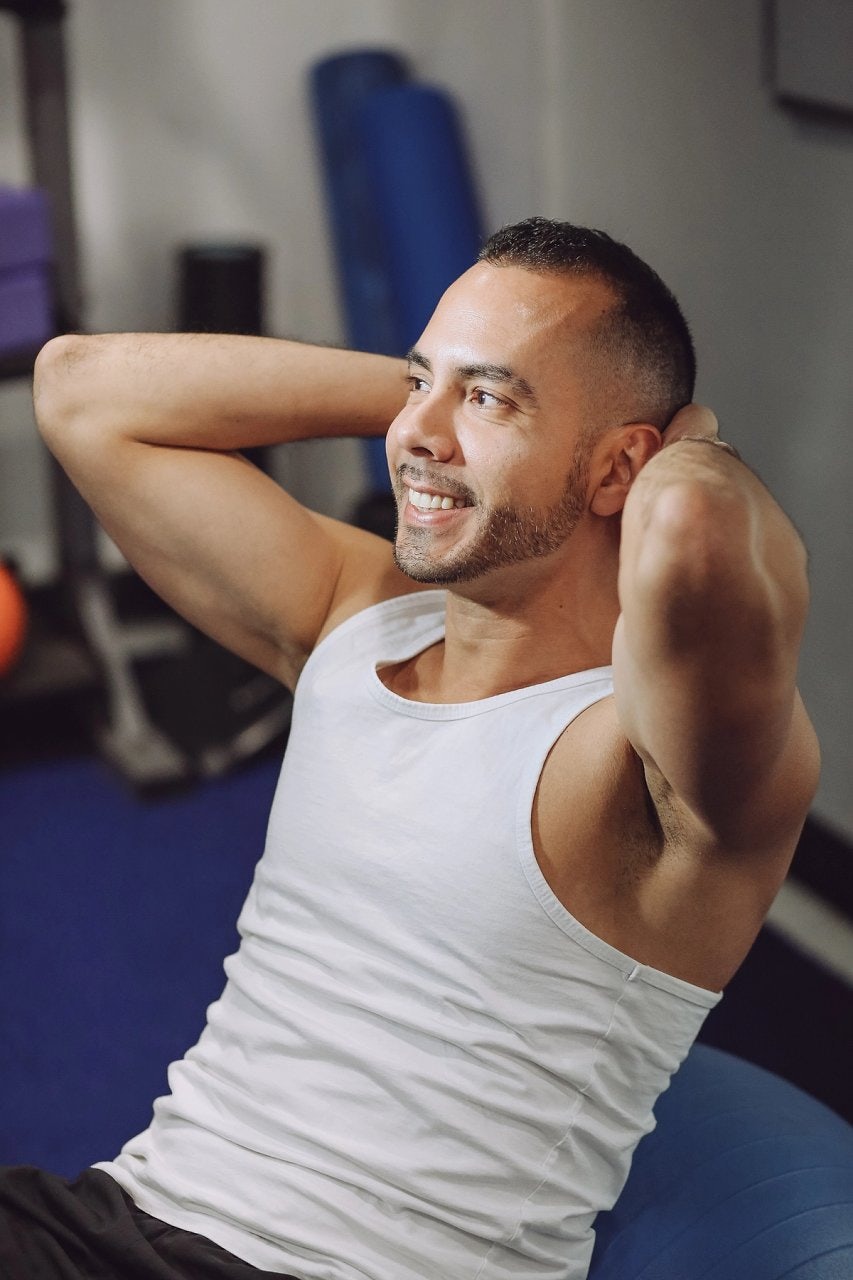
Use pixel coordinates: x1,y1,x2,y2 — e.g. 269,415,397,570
390,389,460,464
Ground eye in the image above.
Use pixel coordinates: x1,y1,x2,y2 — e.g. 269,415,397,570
473,388,506,408
407,374,430,394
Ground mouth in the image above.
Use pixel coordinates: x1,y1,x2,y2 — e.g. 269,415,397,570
395,466,476,532
405,486,469,512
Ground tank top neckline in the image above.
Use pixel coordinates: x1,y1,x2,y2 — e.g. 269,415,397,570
314,589,614,721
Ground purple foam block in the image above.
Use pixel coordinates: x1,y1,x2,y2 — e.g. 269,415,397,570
0,187,55,353
0,186,53,273
0,266,54,356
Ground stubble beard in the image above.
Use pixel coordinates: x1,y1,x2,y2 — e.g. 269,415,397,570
392,447,591,585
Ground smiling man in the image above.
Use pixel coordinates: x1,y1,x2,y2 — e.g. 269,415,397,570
14,218,819,1280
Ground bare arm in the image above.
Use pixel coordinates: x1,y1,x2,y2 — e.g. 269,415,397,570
34,333,412,687
613,411,819,852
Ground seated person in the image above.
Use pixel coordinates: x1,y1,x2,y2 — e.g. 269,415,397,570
8,218,818,1280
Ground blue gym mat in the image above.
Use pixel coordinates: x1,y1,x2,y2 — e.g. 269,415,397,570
0,753,280,1176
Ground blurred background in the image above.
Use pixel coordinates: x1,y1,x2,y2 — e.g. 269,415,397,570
0,0,850,1174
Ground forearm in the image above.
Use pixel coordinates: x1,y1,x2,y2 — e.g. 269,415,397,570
34,331,408,454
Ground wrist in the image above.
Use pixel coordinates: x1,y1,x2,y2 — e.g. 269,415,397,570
668,435,742,461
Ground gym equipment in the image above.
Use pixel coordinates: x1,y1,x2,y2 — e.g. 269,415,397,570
0,561,28,676
178,242,266,338
310,50,408,358
1,3,291,787
0,185,54,356
590,1042,853,1279
1,0,192,785
358,83,484,351
310,50,409,494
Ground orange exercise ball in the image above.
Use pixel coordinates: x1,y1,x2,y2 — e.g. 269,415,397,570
0,561,28,677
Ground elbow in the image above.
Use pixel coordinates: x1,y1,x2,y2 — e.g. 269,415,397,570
33,333,99,451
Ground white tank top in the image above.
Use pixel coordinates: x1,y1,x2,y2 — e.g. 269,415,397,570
96,591,720,1280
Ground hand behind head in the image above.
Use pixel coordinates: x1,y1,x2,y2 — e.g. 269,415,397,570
662,404,719,446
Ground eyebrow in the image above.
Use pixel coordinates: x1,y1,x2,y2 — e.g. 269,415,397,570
406,347,540,407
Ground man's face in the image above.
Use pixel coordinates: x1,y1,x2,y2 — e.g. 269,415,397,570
386,263,615,585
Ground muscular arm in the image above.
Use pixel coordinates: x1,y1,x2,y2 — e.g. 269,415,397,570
613,429,819,852
34,333,410,687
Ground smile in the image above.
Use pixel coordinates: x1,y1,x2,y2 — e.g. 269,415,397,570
406,488,468,511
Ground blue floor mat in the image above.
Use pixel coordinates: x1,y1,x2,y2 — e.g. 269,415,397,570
0,753,280,1176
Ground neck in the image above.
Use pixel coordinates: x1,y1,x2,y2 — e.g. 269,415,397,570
402,521,621,703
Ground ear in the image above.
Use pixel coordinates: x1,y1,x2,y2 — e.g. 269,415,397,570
590,424,662,516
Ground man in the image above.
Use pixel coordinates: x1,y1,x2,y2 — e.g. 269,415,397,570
12,218,817,1279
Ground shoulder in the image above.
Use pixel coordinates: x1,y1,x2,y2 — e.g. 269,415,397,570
303,513,438,651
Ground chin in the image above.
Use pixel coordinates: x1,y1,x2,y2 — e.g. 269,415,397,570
393,546,461,585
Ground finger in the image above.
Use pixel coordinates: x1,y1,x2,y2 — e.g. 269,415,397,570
664,404,719,443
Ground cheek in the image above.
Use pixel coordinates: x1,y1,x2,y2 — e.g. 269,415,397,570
384,418,402,475
477,447,528,502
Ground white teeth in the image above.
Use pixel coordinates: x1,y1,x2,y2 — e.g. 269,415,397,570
407,487,467,512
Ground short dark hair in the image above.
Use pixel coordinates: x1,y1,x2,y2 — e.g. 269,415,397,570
478,216,696,429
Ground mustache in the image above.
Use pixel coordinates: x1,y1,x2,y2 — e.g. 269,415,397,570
395,464,477,506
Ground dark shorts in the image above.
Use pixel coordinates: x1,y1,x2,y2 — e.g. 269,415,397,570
0,1166,300,1280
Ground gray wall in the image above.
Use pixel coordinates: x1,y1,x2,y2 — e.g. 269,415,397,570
0,1,850,834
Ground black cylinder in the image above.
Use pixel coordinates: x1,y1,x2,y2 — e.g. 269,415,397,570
177,243,265,336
